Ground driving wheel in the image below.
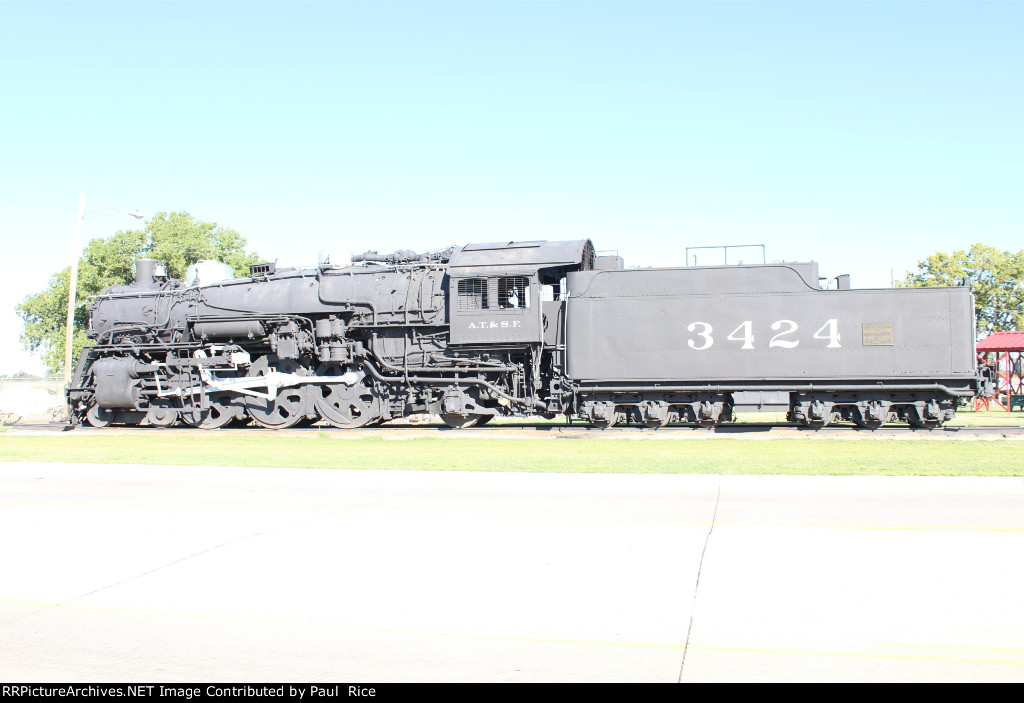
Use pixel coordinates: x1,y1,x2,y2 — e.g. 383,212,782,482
244,359,311,429
312,363,382,429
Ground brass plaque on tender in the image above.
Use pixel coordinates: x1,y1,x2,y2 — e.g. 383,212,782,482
862,322,895,346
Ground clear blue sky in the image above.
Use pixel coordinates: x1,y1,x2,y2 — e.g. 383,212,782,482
2,1,1021,374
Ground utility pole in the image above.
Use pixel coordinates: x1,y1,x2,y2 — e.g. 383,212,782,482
64,194,87,389
63,195,144,390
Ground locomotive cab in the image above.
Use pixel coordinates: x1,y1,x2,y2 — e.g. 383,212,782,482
447,240,595,346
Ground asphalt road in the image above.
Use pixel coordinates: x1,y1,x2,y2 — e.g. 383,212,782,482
1,463,1022,682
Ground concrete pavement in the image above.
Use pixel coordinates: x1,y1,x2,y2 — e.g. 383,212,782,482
0,463,1021,682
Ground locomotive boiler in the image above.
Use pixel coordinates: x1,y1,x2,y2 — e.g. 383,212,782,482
68,240,987,429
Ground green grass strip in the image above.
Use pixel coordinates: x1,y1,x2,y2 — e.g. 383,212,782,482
1,434,1022,475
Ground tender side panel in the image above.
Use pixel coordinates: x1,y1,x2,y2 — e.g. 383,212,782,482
565,269,975,382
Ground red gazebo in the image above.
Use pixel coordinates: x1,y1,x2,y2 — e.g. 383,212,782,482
976,331,1024,411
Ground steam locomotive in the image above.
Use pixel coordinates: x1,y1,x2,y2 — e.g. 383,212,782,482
68,240,986,429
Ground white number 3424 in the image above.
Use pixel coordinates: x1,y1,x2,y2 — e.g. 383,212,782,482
686,319,841,350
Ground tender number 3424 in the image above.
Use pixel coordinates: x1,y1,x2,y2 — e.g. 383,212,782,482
686,319,841,351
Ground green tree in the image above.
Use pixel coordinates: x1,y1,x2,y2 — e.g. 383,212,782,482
16,212,260,374
900,243,1024,337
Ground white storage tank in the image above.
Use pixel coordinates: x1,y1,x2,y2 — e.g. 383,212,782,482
186,260,234,286
318,249,352,268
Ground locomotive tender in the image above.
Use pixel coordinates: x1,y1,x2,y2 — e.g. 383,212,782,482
69,240,985,429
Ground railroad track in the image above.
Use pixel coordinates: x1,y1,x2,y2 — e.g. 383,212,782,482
555,423,1024,436
8,421,1024,437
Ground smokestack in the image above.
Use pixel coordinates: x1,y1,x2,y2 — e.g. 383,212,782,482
135,259,166,288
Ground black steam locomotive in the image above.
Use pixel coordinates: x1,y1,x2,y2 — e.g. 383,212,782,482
68,240,987,429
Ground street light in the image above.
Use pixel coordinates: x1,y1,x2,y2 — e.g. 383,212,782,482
64,193,145,388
